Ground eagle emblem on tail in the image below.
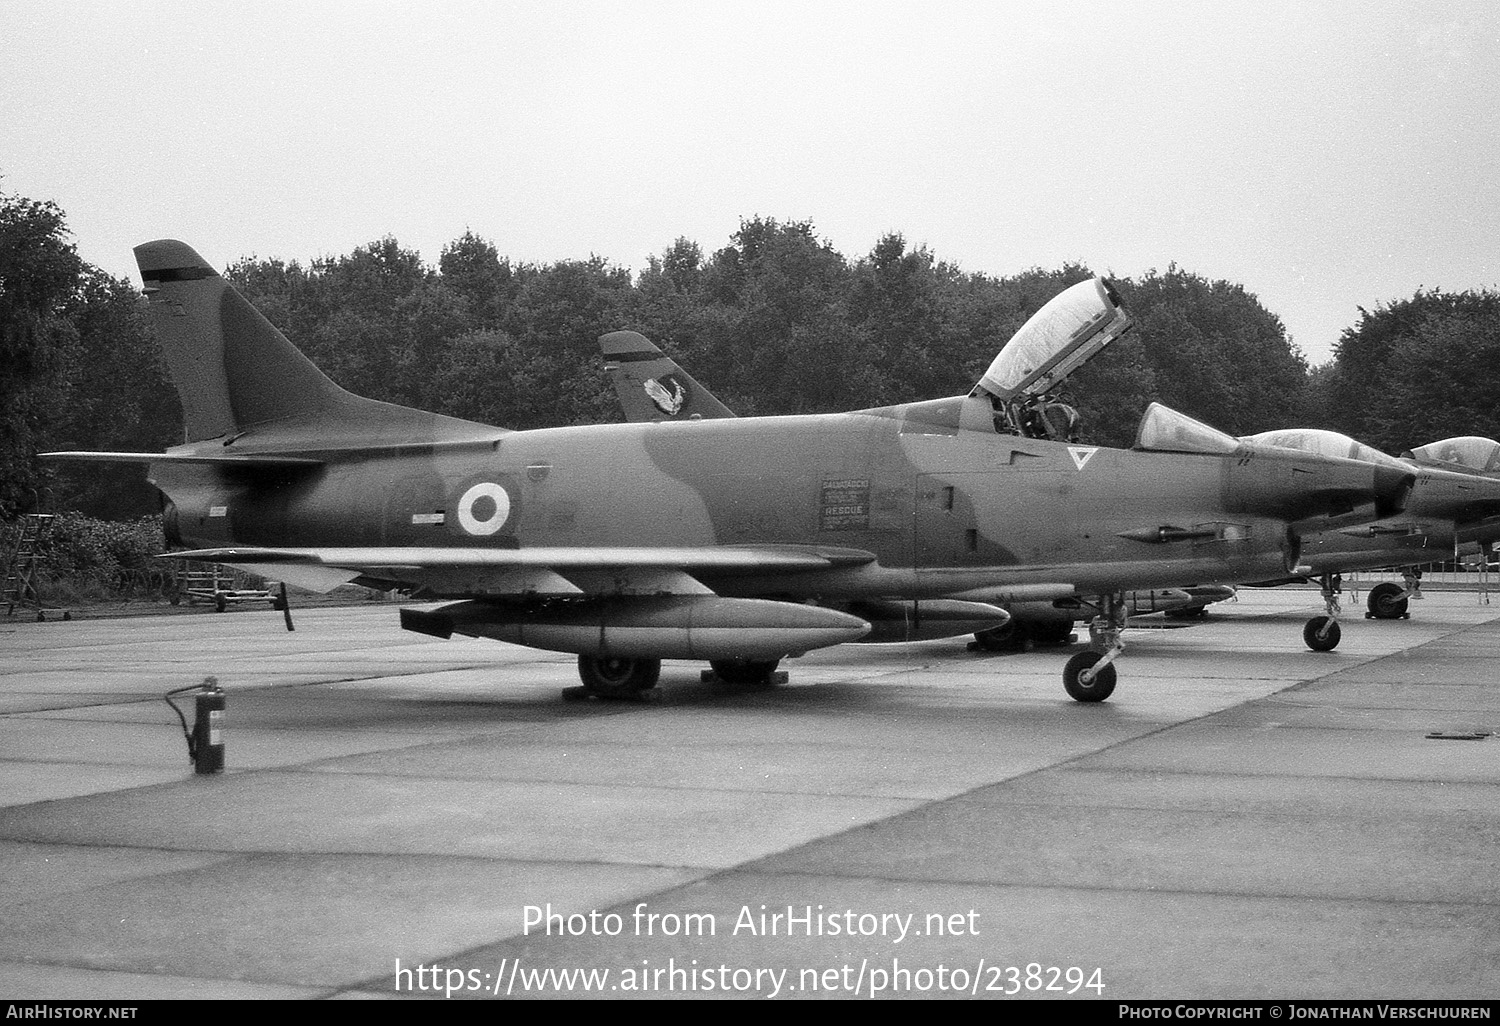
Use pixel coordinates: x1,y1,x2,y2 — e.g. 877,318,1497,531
643,375,688,416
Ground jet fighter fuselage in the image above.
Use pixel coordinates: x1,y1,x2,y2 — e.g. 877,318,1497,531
153,401,1333,601
46,242,1415,701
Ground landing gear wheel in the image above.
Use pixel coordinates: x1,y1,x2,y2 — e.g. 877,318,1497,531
1303,616,1341,652
1063,651,1116,703
708,659,780,685
1030,621,1076,646
1366,582,1408,620
973,622,1027,651
578,655,661,696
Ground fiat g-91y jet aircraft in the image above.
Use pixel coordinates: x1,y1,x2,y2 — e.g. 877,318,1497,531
45,243,1414,702
601,323,1239,646
1241,428,1500,649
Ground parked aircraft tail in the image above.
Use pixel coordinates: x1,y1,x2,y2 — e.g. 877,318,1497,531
599,330,736,422
133,240,494,449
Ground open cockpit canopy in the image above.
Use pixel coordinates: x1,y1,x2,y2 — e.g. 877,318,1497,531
1404,436,1500,472
974,276,1131,402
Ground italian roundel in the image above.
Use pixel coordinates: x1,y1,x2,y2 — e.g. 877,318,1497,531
451,477,521,537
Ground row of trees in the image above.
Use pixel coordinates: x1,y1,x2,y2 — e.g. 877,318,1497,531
219,222,1314,445
4,187,1497,521
1,194,180,518
1320,290,1500,453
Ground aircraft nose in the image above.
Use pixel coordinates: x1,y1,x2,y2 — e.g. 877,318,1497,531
1373,465,1416,517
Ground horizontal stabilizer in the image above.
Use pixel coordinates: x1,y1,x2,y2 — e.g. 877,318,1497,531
234,562,360,593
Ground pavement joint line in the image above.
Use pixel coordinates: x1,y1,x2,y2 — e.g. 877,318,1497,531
0,843,707,875
2,698,184,714
991,760,1500,782
1280,626,1500,695
0,667,645,717
0,837,248,859
0,838,723,884
919,784,1500,812
0,754,191,770
0,775,202,814
0,956,347,998
1153,712,1500,732
3,964,367,1000
250,762,945,803
1262,694,1500,706
658,868,1500,910
1208,723,1500,736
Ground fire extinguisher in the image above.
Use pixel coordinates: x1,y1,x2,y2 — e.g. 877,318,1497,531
165,677,226,774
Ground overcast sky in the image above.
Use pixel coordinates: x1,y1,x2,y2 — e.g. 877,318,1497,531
4,1,1498,365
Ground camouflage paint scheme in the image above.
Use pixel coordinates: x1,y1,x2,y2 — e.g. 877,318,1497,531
599,328,1236,640
600,326,1500,650
46,241,1416,700
1232,429,1500,626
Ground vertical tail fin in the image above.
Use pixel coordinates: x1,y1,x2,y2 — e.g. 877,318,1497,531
135,240,355,441
134,240,497,448
599,330,736,422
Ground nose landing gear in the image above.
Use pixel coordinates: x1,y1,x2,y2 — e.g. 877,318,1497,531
1062,592,1126,702
1304,574,1343,651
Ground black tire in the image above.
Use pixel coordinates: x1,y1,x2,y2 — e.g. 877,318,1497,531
1366,582,1408,620
973,622,1027,651
1303,616,1341,651
1063,651,1116,703
577,655,661,695
709,659,781,685
214,594,227,613
1030,621,1076,646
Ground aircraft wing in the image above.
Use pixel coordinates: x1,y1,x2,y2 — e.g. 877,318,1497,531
167,544,876,595
41,450,324,467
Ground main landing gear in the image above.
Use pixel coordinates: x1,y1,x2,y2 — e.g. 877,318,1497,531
1365,571,1418,620
1062,592,1126,703
1303,574,1342,652
972,619,1075,652
572,655,785,699
574,655,661,698
706,659,783,686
